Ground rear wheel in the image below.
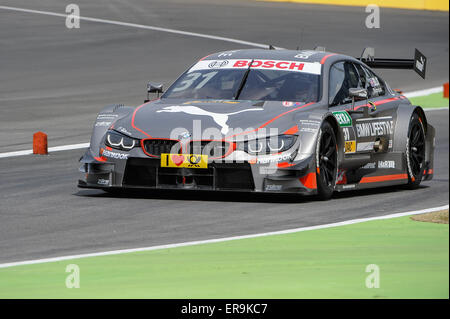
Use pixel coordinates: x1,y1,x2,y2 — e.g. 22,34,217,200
406,113,426,189
316,121,338,200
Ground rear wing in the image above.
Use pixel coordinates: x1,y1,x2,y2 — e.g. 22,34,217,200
357,48,427,79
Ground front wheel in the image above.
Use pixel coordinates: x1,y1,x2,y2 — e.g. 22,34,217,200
316,121,338,200
405,113,426,189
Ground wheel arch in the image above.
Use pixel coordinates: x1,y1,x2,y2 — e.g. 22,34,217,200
323,114,344,162
392,104,428,153
412,105,428,135
88,104,135,158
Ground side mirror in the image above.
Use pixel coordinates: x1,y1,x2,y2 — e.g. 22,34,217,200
349,88,368,101
349,88,368,112
145,82,163,102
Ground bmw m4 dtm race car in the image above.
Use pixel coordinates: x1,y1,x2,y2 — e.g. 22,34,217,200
78,47,434,200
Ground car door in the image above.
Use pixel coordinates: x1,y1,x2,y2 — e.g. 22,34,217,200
351,63,396,154
328,60,375,156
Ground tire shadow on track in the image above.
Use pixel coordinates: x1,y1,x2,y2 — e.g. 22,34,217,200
73,184,429,204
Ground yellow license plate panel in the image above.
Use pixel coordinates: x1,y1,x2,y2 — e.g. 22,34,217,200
160,153,208,168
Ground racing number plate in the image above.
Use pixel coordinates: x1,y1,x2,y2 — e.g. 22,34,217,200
160,153,208,168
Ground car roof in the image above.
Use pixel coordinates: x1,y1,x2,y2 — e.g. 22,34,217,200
201,48,354,64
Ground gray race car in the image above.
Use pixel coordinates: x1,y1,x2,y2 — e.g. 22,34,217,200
78,47,434,199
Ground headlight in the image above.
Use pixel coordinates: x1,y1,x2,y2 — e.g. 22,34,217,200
105,130,139,151
238,135,297,155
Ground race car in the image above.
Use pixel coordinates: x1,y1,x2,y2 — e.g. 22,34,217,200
78,47,435,199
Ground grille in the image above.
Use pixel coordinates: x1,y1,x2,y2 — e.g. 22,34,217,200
215,163,254,190
142,139,180,157
188,141,234,158
122,158,254,191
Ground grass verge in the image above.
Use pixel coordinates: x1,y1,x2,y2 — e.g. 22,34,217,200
0,215,448,298
409,92,449,109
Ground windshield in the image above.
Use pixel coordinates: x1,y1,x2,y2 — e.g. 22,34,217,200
162,59,321,102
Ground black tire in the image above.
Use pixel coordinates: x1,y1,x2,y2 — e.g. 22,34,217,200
405,113,426,189
316,121,338,200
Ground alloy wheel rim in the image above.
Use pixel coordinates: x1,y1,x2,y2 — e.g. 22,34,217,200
409,122,425,176
319,130,337,187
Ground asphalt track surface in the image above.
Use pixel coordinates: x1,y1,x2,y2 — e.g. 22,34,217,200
0,0,448,263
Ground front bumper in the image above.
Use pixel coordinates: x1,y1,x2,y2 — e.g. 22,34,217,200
78,152,317,194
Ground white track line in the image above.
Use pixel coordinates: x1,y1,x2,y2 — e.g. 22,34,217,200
403,86,443,98
0,142,89,159
0,204,447,269
0,5,276,49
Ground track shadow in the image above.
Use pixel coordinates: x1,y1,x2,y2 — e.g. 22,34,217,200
74,184,429,204
75,188,316,204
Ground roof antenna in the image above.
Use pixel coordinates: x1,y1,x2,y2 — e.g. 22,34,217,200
360,47,375,61
268,44,275,50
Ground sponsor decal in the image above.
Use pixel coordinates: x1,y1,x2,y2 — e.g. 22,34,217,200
97,178,109,185
368,77,380,88
356,120,394,138
189,59,321,75
332,111,352,127
294,51,317,59
97,114,118,120
95,121,112,127
217,50,238,58
265,184,282,191
342,184,356,189
100,148,129,160
156,105,263,134
378,160,395,169
299,119,321,132
283,102,306,107
357,141,375,152
414,49,426,79
161,153,208,168
300,127,318,133
117,127,132,136
361,162,376,169
257,153,293,164
344,140,356,154
208,60,229,68
299,119,321,126
95,114,118,127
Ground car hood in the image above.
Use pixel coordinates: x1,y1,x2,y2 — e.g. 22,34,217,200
115,99,315,141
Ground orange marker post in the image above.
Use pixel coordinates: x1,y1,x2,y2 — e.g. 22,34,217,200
444,82,449,99
33,132,48,155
